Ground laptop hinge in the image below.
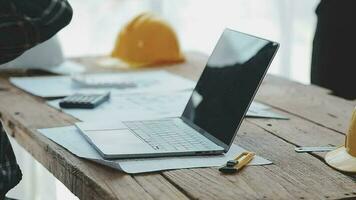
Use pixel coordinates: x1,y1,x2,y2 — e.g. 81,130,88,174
180,116,229,151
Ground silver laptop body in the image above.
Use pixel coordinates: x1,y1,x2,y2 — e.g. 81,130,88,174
77,28,279,159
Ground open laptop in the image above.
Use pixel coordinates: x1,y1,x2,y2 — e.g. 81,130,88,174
77,28,279,159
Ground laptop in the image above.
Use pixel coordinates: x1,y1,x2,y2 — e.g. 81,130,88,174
77,28,279,159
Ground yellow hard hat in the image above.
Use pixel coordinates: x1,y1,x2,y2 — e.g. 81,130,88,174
111,13,185,67
325,106,356,172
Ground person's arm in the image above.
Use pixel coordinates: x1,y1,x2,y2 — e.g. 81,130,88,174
0,0,73,64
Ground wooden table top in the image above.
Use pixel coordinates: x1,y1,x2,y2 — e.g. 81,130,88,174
0,52,355,200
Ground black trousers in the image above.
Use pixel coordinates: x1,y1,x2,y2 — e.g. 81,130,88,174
311,0,356,100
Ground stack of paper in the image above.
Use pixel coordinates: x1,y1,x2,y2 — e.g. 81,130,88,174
10,70,287,120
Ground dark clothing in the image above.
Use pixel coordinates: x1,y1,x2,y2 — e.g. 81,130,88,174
0,122,22,199
311,0,356,100
0,0,72,197
0,0,73,63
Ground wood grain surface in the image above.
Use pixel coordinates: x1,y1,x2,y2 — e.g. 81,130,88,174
0,52,355,200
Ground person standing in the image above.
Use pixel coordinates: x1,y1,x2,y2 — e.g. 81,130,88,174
0,0,73,198
311,0,356,100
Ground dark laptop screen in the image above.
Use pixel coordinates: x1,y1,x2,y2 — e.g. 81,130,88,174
182,29,278,148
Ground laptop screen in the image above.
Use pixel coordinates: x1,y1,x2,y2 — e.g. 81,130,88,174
182,29,278,149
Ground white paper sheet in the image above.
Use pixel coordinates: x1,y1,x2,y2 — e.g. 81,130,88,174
10,71,195,98
48,91,190,122
47,90,288,122
248,102,289,119
1,60,85,75
38,126,272,174
46,61,86,75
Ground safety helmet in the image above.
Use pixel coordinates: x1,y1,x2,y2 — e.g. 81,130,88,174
111,13,185,67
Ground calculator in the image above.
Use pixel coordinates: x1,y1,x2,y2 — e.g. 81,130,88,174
59,92,110,109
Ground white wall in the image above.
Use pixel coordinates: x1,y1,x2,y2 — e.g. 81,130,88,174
59,0,320,83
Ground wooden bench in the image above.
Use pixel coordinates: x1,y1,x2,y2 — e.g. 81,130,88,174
1,52,355,200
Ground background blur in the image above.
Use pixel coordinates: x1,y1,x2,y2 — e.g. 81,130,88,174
7,0,320,199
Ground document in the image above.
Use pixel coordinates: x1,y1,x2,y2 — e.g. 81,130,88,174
48,91,190,122
38,126,272,174
10,71,196,98
248,101,289,119
47,91,288,122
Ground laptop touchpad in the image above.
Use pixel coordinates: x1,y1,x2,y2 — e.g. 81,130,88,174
85,129,154,156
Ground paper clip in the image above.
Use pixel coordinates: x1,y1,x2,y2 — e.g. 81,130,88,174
219,151,255,174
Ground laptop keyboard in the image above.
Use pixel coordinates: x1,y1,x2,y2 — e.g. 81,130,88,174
123,119,219,152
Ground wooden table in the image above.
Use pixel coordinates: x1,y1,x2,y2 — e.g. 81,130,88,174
0,52,355,200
